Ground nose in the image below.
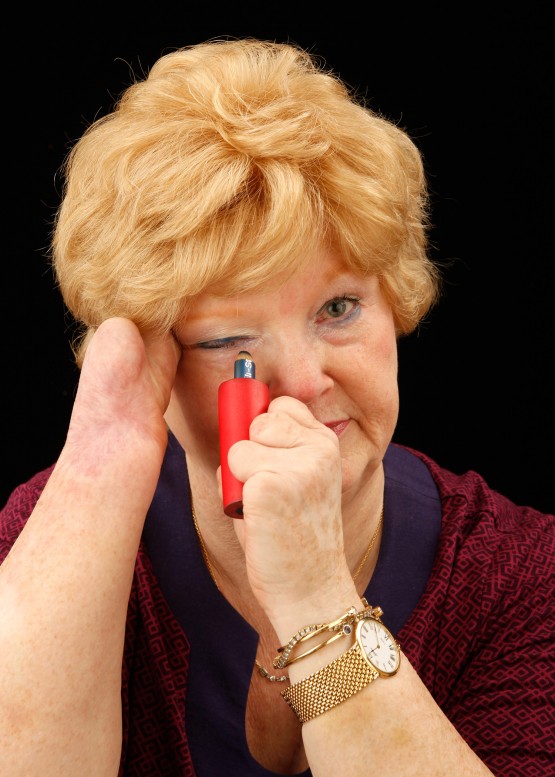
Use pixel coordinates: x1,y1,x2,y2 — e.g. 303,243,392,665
258,337,334,406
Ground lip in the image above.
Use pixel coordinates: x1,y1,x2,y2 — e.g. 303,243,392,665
323,419,350,436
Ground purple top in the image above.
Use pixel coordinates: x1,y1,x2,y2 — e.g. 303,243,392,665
142,433,441,776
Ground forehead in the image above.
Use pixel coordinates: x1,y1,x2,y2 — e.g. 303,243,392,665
186,248,362,322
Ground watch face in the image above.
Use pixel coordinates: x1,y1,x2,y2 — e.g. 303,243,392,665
357,617,400,676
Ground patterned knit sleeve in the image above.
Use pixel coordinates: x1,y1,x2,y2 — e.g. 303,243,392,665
0,467,54,563
445,503,555,776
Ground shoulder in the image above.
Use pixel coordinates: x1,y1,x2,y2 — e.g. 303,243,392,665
391,442,553,533
395,444,554,672
0,467,55,560
386,442,554,590
394,442,554,629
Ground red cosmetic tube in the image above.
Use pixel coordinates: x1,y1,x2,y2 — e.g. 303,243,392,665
218,351,270,517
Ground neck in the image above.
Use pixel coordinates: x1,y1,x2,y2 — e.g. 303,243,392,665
186,454,385,607
186,457,254,597
341,465,385,587
186,454,385,679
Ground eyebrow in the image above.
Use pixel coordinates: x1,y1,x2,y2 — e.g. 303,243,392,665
182,269,370,333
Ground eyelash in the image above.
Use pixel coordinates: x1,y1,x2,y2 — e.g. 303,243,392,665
193,295,361,350
195,336,251,350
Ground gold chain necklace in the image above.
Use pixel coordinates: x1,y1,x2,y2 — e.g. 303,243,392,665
352,504,384,581
190,495,384,683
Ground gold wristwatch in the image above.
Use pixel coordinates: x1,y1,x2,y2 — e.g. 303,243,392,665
281,614,401,723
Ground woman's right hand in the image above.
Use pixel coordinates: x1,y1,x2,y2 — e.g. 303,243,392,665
60,316,181,478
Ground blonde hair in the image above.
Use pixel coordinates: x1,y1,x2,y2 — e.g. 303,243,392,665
52,37,440,365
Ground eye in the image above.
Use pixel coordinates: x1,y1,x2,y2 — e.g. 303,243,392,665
194,336,251,350
317,295,360,323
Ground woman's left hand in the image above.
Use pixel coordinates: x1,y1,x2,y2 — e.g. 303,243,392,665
226,395,356,633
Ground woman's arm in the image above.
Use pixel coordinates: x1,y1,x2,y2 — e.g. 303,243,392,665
0,318,179,777
292,643,494,776
230,397,496,776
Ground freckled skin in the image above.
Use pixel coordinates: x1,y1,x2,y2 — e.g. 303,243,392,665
168,245,399,506
164,244,399,623
1,262,495,777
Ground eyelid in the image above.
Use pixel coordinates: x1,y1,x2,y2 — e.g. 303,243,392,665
193,335,253,350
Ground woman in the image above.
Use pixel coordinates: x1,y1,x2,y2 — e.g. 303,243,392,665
0,38,552,776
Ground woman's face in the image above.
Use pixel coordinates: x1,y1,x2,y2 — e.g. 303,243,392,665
167,245,399,501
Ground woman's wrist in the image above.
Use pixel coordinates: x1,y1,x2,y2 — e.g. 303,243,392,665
268,583,366,663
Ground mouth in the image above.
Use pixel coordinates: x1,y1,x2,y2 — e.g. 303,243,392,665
323,419,350,436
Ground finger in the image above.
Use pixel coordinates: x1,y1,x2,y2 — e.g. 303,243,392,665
250,401,336,449
77,318,147,403
72,318,178,438
265,395,327,430
142,329,182,410
228,435,340,488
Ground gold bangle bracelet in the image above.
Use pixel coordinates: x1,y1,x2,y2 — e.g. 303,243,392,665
274,601,374,669
280,627,349,666
273,623,327,669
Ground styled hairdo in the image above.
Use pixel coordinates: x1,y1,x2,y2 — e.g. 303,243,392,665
52,38,440,365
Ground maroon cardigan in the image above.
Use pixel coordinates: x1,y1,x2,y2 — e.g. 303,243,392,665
1,449,553,777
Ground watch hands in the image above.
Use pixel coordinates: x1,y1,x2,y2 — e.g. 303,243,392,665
369,623,381,652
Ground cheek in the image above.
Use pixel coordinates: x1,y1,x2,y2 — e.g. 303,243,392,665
351,321,398,388
346,324,399,427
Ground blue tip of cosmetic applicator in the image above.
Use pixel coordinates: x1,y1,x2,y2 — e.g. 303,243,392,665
234,351,255,379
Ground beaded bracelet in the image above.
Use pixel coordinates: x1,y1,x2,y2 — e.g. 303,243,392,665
273,623,327,670
273,600,373,669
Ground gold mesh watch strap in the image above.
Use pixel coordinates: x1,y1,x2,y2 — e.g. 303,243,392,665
281,643,379,723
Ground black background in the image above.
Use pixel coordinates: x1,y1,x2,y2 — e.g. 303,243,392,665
2,8,553,512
